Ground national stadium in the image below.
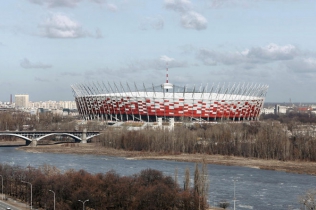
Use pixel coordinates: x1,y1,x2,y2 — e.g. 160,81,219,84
71,72,268,122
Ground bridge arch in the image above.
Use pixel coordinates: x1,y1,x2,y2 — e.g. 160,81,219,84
0,131,100,146
36,133,82,142
0,133,32,145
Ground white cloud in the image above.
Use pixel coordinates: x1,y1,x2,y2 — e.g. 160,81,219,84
28,0,118,10
106,3,118,11
90,0,118,11
164,0,207,30
84,56,188,79
108,57,188,82
38,14,89,38
28,0,82,8
61,72,82,76
207,0,254,9
164,0,191,12
139,17,164,30
160,55,175,63
35,77,50,82
304,58,316,67
20,58,52,69
95,28,103,38
286,58,316,73
246,43,298,61
89,0,106,3
197,43,299,66
196,49,244,66
181,11,207,30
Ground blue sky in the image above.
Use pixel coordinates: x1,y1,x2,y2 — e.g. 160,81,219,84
1,0,316,103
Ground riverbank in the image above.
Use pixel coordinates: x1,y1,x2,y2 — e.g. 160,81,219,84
18,143,316,175
0,139,25,146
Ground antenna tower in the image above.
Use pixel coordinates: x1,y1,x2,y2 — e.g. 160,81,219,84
161,61,173,92
166,62,169,83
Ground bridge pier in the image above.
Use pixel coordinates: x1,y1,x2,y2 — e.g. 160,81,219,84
30,140,37,147
81,128,87,143
26,140,37,147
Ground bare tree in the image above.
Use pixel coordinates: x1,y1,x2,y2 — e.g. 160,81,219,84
219,200,230,209
184,167,190,191
299,189,316,210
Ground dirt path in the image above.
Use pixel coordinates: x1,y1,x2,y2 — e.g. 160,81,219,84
18,143,316,175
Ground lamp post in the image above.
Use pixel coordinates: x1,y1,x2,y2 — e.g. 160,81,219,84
78,199,89,210
21,180,32,209
0,175,3,200
234,180,236,210
48,190,55,210
233,179,236,210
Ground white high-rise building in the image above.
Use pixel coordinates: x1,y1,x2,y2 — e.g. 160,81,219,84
15,94,29,109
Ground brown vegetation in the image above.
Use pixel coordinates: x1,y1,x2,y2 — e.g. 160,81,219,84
0,163,208,210
2,110,316,163
96,121,316,162
2,111,316,208
298,189,316,209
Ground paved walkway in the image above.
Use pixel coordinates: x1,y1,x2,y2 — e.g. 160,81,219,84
0,194,30,210
0,193,223,210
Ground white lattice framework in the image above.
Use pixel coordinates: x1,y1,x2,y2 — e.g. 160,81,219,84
71,82,269,122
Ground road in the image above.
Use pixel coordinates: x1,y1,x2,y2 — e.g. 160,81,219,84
0,200,21,210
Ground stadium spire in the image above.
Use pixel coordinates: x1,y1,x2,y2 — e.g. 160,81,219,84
166,62,169,83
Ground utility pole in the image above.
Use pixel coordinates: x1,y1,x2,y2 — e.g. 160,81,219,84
49,190,55,210
233,179,236,210
78,199,89,210
21,180,32,209
0,175,3,200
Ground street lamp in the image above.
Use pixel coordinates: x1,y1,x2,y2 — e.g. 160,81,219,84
78,199,89,210
21,180,32,209
233,179,237,210
48,190,55,210
0,175,3,200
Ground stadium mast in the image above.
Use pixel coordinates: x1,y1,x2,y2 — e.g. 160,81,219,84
166,62,169,83
162,62,173,92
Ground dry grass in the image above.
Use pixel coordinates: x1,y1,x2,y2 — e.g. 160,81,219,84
0,139,25,145
123,122,144,127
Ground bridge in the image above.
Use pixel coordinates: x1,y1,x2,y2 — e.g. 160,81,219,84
0,129,100,146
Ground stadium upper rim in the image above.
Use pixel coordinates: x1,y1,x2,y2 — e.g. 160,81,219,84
71,82,269,99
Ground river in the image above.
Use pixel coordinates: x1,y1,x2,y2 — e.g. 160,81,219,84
0,146,314,210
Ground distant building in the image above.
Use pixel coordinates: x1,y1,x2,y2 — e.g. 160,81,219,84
15,94,29,109
261,104,287,115
29,100,77,110
261,107,274,114
274,104,287,115
295,106,312,112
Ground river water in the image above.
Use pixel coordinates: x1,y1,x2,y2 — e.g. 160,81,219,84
0,146,314,210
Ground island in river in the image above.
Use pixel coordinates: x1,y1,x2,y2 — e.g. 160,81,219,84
17,143,316,176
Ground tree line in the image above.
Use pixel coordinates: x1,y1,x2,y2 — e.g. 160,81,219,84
0,111,77,132
96,121,316,161
261,112,316,124
1,110,316,161
0,163,208,210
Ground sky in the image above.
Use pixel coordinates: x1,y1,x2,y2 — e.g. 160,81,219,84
1,0,316,103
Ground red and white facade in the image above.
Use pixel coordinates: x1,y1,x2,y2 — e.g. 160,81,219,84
71,82,268,122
